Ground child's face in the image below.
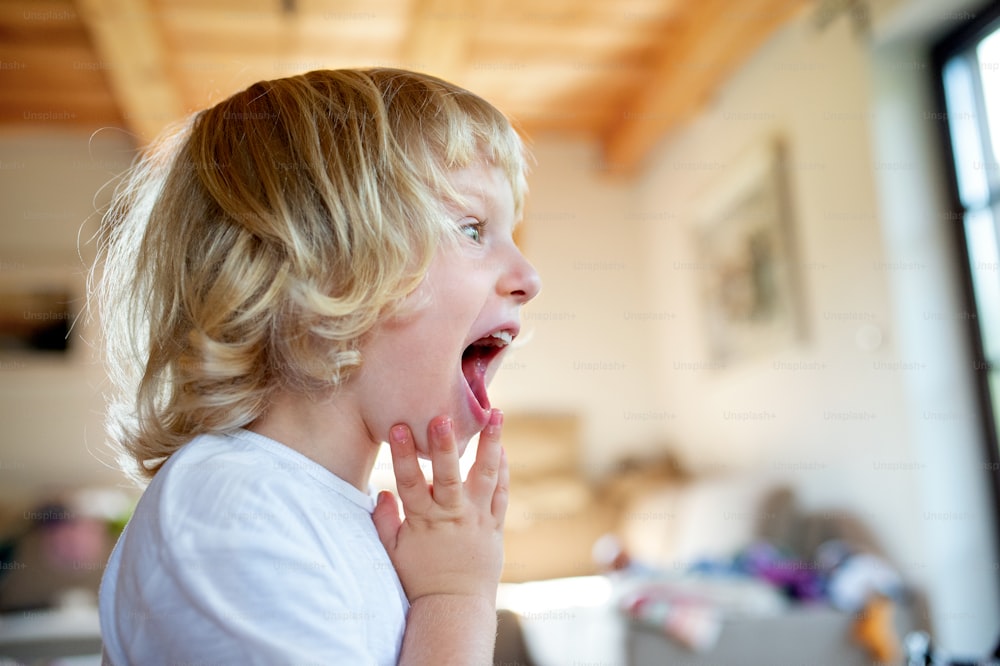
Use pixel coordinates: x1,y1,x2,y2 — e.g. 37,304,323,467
353,164,541,456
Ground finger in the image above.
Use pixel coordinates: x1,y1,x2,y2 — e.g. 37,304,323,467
372,490,402,552
388,424,432,515
427,416,463,508
467,409,503,506
492,446,510,524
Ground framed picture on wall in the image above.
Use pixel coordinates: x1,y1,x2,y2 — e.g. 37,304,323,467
694,138,804,365
0,265,79,357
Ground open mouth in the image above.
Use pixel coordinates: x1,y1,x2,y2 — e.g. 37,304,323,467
461,329,514,412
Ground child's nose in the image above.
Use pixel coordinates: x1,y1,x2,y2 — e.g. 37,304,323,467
501,250,542,304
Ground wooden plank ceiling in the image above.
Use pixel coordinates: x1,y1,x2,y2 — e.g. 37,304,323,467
0,0,808,173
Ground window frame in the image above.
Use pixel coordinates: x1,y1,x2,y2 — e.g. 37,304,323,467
930,1,1000,547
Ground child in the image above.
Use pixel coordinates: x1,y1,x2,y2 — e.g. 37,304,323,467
94,68,541,664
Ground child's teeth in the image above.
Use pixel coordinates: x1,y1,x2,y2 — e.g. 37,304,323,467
489,331,512,345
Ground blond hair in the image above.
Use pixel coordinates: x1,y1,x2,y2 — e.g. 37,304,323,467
95,68,528,483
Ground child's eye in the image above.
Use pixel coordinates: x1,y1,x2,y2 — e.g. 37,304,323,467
460,219,486,243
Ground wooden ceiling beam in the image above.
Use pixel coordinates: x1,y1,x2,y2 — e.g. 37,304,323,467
75,0,184,144
602,0,808,175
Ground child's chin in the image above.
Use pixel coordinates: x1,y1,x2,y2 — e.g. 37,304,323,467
413,437,472,461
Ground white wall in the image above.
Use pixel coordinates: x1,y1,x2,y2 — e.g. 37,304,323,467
635,0,924,577
0,129,135,508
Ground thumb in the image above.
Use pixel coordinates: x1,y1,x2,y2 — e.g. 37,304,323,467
372,490,401,551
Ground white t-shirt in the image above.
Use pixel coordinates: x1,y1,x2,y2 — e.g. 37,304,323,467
99,429,409,665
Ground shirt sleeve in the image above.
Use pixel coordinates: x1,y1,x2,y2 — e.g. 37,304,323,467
111,460,398,666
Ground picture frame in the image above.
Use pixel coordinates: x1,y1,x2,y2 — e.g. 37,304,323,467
694,138,804,365
0,264,81,358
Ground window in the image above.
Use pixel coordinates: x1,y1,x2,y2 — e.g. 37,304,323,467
934,4,1000,505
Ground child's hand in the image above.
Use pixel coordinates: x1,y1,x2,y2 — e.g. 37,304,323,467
372,409,508,603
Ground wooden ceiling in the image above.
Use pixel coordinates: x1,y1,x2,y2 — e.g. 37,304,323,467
0,0,809,173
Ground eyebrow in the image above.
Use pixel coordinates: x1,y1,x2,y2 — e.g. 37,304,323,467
452,186,493,218
449,172,519,223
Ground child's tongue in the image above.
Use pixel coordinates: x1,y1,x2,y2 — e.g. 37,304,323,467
462,350,490,410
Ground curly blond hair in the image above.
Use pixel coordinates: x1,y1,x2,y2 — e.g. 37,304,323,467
94,68,528,483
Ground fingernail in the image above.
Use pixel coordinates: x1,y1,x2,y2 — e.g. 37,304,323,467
390,425,409,444
489,409,503,427
433,418,452,436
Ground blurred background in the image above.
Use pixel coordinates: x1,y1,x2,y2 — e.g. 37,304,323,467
1,0,999,663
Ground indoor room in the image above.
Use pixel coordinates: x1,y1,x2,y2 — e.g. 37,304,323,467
0,0,998,664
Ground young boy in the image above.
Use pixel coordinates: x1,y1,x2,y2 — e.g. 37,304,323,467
95,68,541,664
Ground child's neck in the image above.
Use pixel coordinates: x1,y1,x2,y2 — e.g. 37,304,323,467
247,389,379,491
